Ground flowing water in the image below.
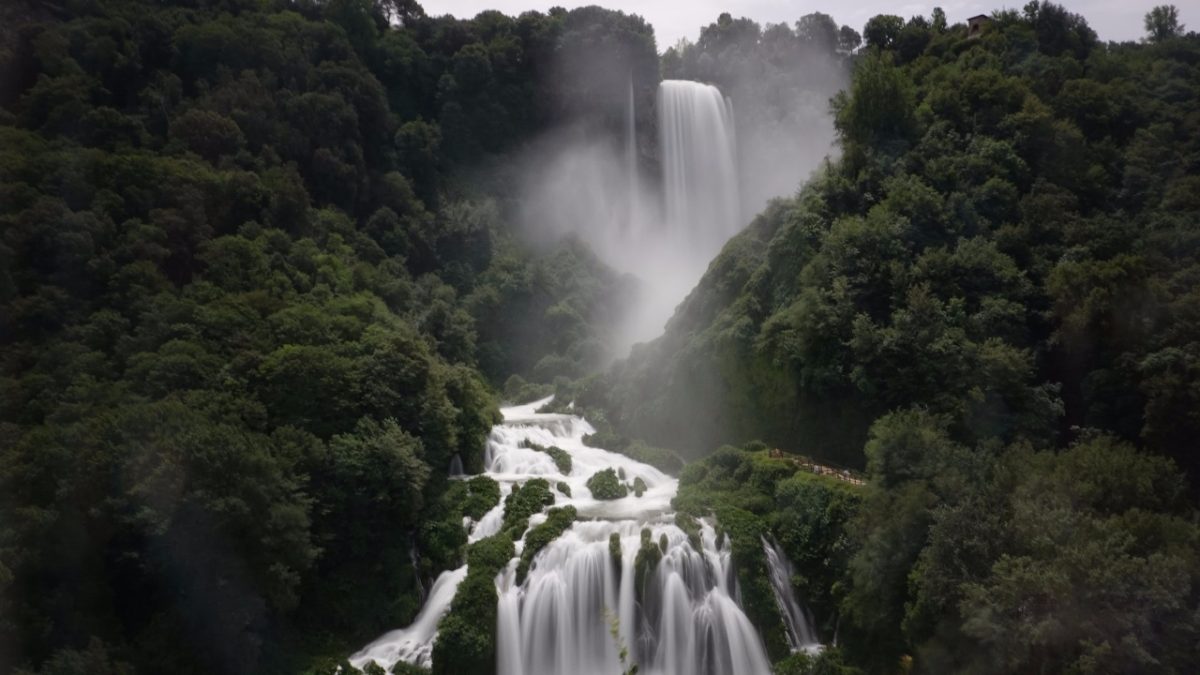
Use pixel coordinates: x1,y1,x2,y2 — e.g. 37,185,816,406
763,537,822,654
351,397,820,674
657,80,740,251
521,79,745,350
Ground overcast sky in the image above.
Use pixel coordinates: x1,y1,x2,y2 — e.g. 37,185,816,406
424,1,1192,50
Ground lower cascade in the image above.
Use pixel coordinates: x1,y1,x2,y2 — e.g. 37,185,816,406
763,537,822,654
352,397,818,674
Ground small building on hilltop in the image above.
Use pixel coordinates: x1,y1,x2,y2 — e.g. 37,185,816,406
967,14,992,39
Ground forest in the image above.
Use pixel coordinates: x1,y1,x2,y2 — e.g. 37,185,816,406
0,0,1197,674
585,3,1200,673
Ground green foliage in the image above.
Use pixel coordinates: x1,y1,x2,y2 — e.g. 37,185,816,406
431,534,514,675
521,440,573,474
580,427,684,475
833,52,917,159
501,479,555,538
1144,5,1184,42
0,0,655,672
516,506,577,584
773,648,862,675
674,513,702,551
501,374,553,405
632,528,662,601
586,468,628,500
622,441,685,475
716,504,791,659
597,4,1200,498
556,481,571,497
863,15,905,51
632,477,647,498
463,476,502,521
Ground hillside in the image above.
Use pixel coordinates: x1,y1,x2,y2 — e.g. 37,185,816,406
0,1,652,672
589,5,1200,479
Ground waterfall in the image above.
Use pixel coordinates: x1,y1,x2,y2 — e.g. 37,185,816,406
626,73,639,234
762,537,822,654
350,565,468,669
353,396,791,674
409,536,427,604
518,78,746,349
448,453,464,477
657,80,740,250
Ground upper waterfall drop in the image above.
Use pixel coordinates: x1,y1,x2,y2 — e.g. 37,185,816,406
657,80,740,251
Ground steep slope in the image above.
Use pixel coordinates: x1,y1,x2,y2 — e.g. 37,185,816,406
0,1,654,673
591,7,1200,481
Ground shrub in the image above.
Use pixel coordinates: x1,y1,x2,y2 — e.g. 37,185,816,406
463,475,501,520
501,479,554,537
516,506,577,583
632,476,647,497
520,440,573,474
633,528,662,600
431,534,514,675
586,468,628,500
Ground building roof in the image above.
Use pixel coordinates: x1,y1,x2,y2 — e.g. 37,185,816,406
967,14,991,21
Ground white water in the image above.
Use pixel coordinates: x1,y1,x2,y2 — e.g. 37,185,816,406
353,396,819,673
763,537,822,654
351,565,468,669
520,79,745,350
657,80,740,251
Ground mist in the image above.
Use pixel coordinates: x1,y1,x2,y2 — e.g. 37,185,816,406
513,18,847,354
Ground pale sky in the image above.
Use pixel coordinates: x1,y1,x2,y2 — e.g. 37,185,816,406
423,0,1194,50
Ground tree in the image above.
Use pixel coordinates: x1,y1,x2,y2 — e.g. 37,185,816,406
1144,5,1184,42
838,25,863,53
863,15,905,51
832,52,917,148
796,13,838,53
931,7,947,32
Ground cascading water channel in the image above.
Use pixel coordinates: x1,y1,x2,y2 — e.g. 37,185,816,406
763,537,822,655
352,397,816,674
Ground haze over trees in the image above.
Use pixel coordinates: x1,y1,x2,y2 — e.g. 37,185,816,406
0,0,1197,674
578,3,1200,673
0,1,651,672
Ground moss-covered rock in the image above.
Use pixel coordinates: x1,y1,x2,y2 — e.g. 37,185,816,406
463,475,501,520
633,528,662,601
516,506,577,584
467,532,517,571
586,468,628,500
501,478,555,537
632,476,647,497
521,439,573,474
716,505,790,660
431,534,514,675
675,512,702,551
556,481,571,497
